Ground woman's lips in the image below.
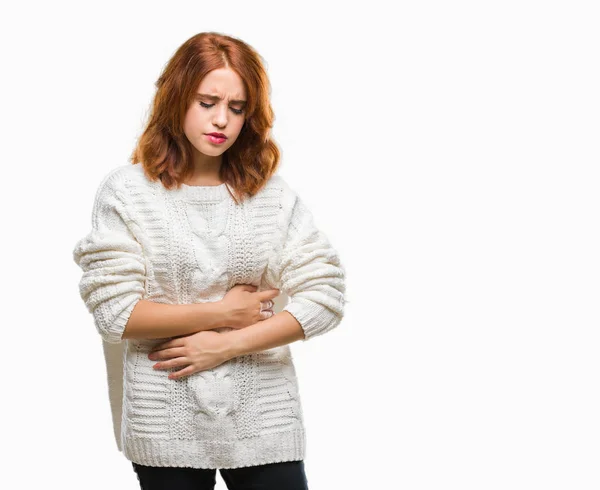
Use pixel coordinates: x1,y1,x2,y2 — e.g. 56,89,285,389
206,134,227,144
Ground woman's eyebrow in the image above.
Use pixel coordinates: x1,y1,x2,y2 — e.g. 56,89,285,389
196,93,247,104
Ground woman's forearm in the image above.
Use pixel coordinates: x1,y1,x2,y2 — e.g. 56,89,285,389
225,310,305,357
122,299,227,340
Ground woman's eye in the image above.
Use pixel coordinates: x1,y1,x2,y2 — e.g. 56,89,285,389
199,101,244,115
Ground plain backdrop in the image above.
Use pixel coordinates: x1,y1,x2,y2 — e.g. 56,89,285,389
2,1,599,489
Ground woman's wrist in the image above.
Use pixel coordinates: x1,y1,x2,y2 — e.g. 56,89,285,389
212,299,232,329
220,328,243,360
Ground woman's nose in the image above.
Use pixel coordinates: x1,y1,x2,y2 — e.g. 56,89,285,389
213,106,228,127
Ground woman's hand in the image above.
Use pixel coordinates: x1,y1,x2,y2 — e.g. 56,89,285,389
219,283,279,329
148,330,233,380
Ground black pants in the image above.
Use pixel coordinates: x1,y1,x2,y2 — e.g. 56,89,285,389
131,460,309,490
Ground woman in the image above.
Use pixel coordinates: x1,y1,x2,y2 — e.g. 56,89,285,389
72,32,346,490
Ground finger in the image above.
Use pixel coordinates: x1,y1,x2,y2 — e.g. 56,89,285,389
150,338,186,353
153,357,188,370
169,365,197,380
261,300,274,309
149,347,187,360
258,288,280,301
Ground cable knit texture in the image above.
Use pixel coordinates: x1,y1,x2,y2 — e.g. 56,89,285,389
72,163,346,469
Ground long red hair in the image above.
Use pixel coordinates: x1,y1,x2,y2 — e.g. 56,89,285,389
130,32,281,204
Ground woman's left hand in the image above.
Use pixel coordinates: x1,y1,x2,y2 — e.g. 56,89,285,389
148,330,233,380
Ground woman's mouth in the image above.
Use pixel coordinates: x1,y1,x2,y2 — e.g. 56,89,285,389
205,134,227,144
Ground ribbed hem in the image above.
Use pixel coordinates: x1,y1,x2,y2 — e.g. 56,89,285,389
122,429,306,469
104,297,140,344
283,298,341,341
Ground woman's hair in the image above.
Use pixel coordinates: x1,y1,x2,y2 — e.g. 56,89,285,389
130,32,281,204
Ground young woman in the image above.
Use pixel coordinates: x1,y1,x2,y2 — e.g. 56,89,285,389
72,31,346,490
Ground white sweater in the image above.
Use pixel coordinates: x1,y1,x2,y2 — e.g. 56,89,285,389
72,163,346,469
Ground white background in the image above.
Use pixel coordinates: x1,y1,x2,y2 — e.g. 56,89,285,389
2,1,599,488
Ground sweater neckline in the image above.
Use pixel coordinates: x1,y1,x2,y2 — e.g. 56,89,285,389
170,181,231,201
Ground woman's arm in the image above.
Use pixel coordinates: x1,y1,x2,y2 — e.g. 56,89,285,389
122,299,228,341
223,184,346,356
73,170,276,344
224,310,305,357
73,171,232,344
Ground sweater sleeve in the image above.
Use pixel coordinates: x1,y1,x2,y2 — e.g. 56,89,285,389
270,186,346,341
72,172,147,344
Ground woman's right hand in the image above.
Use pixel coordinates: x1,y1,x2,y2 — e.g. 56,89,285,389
219,284,280,329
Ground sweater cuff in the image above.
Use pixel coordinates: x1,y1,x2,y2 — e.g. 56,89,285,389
283,298,342,341
104,298,139,344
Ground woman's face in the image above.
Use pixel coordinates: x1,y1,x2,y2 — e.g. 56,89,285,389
183,67,248,159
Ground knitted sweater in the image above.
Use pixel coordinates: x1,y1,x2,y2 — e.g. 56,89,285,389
72,163,346,469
